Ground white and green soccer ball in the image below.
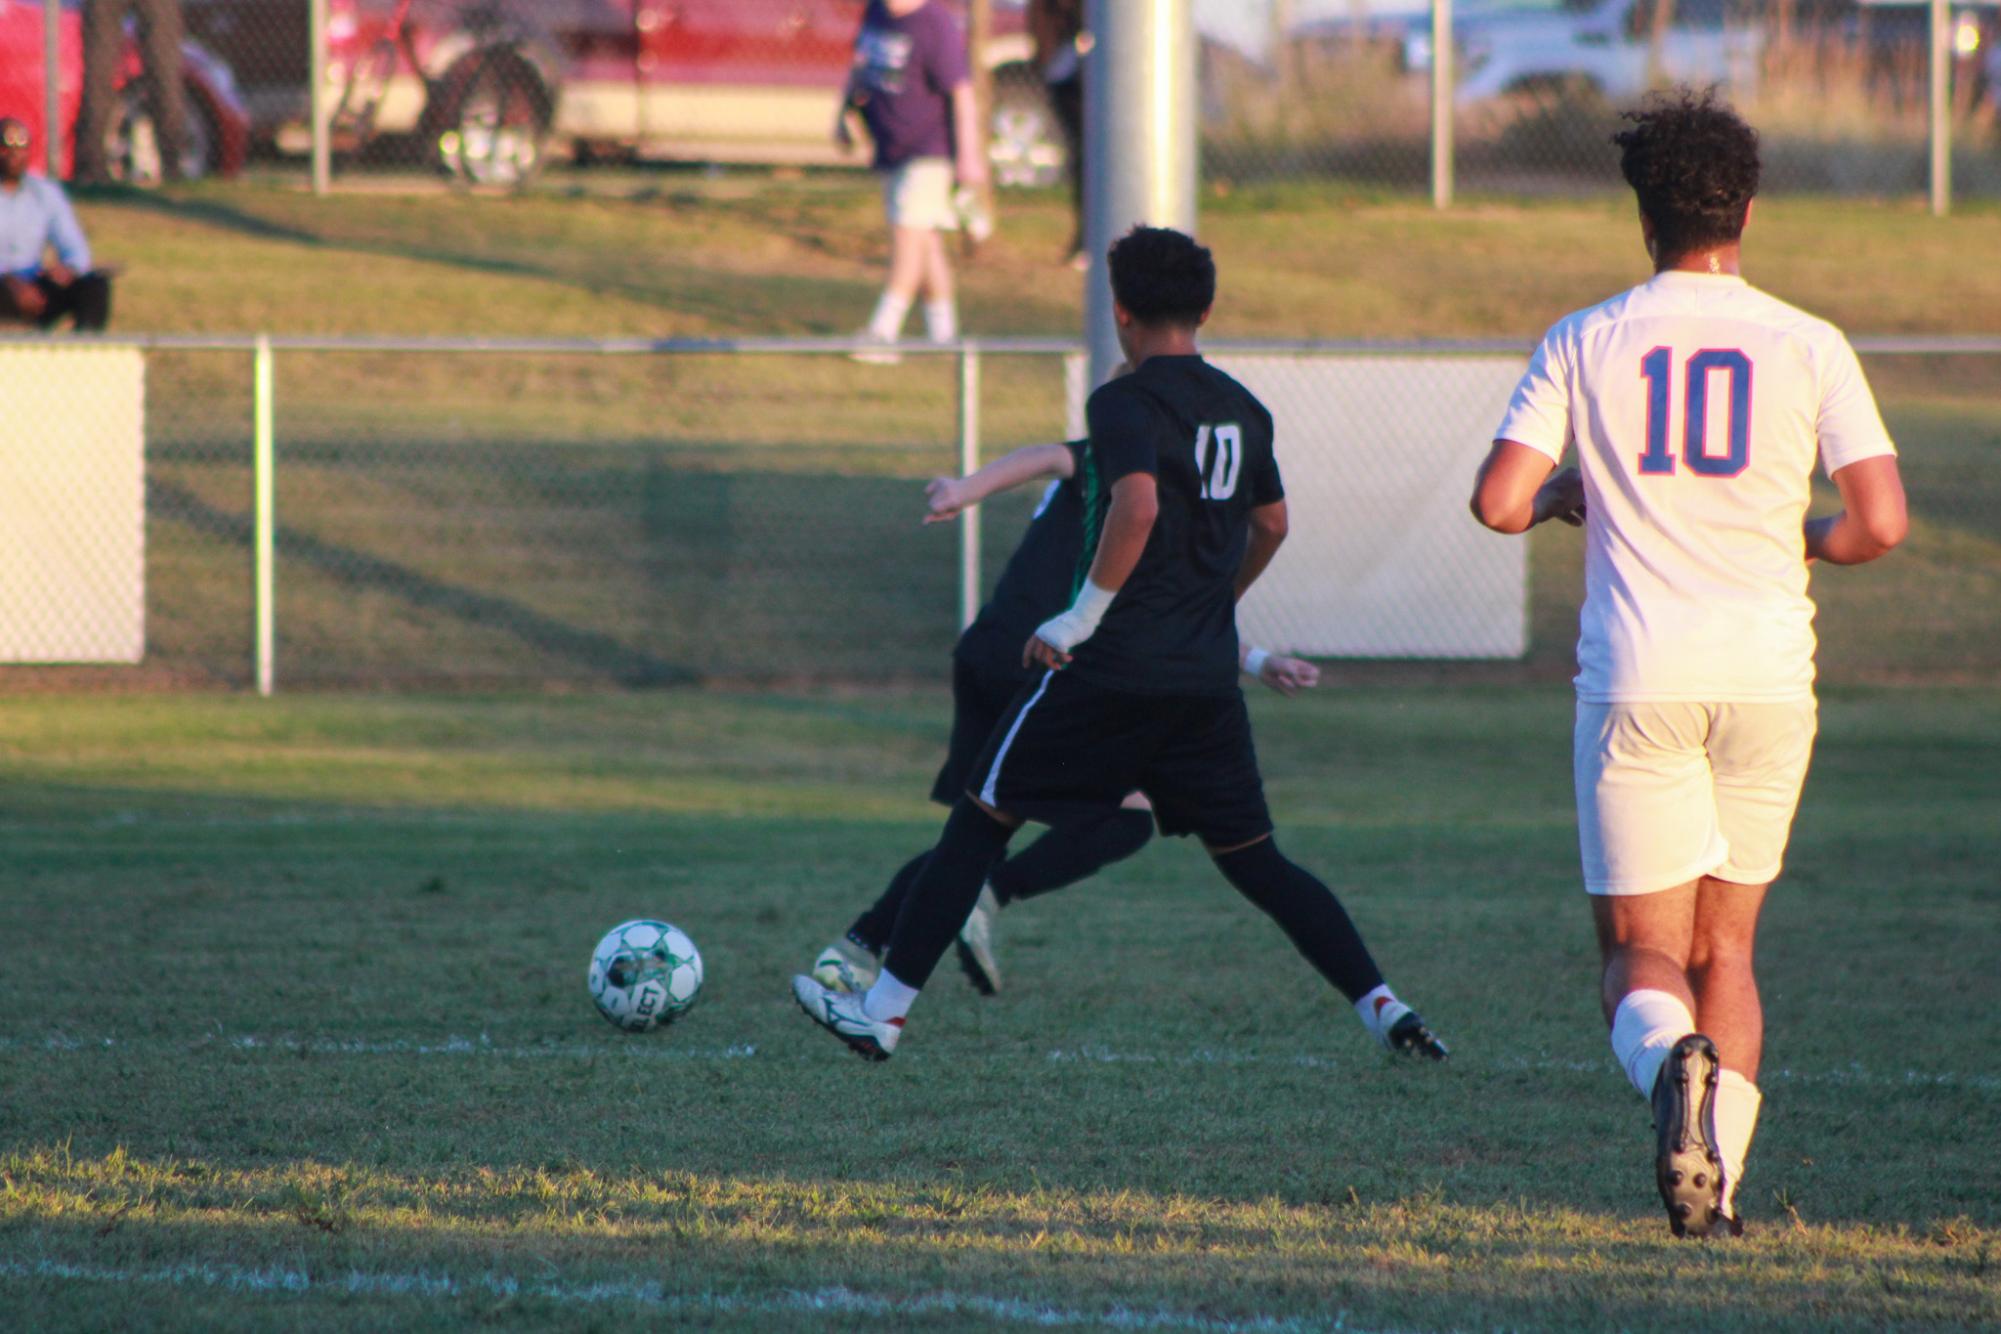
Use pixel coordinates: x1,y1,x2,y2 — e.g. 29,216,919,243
587,919,704,1032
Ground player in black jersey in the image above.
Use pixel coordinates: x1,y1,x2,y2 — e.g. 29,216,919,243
793,226,1449,1062
811,432,1322,997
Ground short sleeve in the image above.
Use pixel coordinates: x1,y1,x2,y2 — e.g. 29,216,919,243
1815,334,1896,475
925,10,971,91
1493,325,1574,463
1247,405,1283,505
1086,385,1159,485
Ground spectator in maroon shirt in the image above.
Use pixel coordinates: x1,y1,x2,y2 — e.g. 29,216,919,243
837,0,988,358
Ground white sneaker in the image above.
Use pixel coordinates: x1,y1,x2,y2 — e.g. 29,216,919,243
953,884,1002,996
791,975,901,1060
849,329,902,365
811,938,881,993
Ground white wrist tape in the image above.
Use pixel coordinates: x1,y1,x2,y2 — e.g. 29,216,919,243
1243,647,1271,678
1034,579,1117,653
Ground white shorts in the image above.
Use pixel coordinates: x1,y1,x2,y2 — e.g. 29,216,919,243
1574,699,1818,896
881,157,956,230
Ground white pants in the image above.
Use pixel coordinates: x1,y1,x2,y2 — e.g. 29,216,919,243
881,158,956,230
1575,699,1818,896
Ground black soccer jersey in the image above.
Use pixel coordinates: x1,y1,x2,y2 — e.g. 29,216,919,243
1068,355,1282,696
952,439,1089,678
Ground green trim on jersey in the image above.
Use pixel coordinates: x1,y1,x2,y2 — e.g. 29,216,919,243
1074,439,1108,598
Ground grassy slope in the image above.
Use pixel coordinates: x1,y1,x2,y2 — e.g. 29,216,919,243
70,177,2001,340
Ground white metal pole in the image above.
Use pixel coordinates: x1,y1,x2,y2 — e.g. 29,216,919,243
1083,0,1198,389
254,336,276,695
310,0,330,194
1928,0,1950,216
1430,0,1454,209
957,343,982,631
43,0,61,177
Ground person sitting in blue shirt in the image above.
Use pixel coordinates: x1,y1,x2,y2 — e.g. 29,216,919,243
0,118,112,332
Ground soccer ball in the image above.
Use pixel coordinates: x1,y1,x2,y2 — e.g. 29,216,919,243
587,919,704,1032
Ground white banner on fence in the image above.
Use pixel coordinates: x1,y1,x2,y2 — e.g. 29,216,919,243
1071,354,1530,658
0,346,146,663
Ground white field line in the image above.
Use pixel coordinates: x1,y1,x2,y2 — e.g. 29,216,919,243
2,1033,1995,1093
0,1259,1380,1333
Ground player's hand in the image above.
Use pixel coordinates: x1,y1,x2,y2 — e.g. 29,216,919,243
1024,633,1071,671
5,274,46,317
1533,467,1586,527
43,262,74,288
833,112,855,152
1257,653,1320,696
923,475,968,523
956,156,989,193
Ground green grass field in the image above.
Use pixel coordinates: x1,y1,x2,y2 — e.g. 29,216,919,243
0,688,1996,1330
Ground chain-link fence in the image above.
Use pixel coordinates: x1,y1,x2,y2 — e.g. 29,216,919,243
4,1,1992,201
2,337,1995,692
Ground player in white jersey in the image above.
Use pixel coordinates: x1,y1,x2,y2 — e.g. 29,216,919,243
1469,89,1907,1238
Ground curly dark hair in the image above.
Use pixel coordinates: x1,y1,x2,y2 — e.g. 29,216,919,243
1613,87,1760,263
1107,226,1216,326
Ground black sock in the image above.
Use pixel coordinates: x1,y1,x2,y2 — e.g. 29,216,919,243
881,798,1017,989
1213,837,1385,1003
846,851,929,955
988,809,1153,905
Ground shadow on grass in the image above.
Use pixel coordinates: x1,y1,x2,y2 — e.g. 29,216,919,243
149,476,698,686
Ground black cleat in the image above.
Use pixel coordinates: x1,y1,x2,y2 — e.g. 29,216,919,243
1384,1010,1449,1061
1652,1033,1725,1238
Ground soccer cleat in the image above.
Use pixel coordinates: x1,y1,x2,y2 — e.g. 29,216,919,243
1652,1033,1726,1238
790,974,901,1061
1382,1009,1449,1061
811,937,880,994
953,885,1002,996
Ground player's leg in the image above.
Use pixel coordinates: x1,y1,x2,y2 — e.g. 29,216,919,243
1684,697,1814,1226
1579,700,1735,1236
917,197,958,344
955,792,1155,995
1150,694,1447,1057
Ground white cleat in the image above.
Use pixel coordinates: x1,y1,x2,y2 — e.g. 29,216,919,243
791,975,901,1061
954,885,1002,996
811,938,881,994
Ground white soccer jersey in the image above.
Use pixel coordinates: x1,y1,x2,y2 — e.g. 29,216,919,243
1496,270,1896,703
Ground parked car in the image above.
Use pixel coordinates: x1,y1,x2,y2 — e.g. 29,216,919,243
177,0,1060,187
1385,0,1998,110
0,0,249,180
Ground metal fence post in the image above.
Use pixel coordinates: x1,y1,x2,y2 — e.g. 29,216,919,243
1430,0,1454,210
42,0,61,178
1929,0,1951,216
310,0,330,194
958,342,982,632
253,336,276,694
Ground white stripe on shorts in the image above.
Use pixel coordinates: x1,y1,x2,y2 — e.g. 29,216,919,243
979,669,1056,808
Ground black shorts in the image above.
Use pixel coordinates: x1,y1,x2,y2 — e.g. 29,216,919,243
967,669,1273,847
931,654,1033,805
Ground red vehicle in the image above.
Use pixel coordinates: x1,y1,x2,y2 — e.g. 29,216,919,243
178,0,1062,187
0,0,249,180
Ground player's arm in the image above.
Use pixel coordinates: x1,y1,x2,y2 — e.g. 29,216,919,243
1025,472,1158,669
1804,455,1907,565
1234,500,1287,600
924,442,1077,523
949,81,987,190
1469,440,1584,533
1239,640,1319,696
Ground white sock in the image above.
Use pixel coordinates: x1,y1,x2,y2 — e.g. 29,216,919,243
1353,984,1409,1041
862,968,919,1023
1714,1068,1762,1216
867,292,911,340
1609,989,1696,1100
923,299,958,343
